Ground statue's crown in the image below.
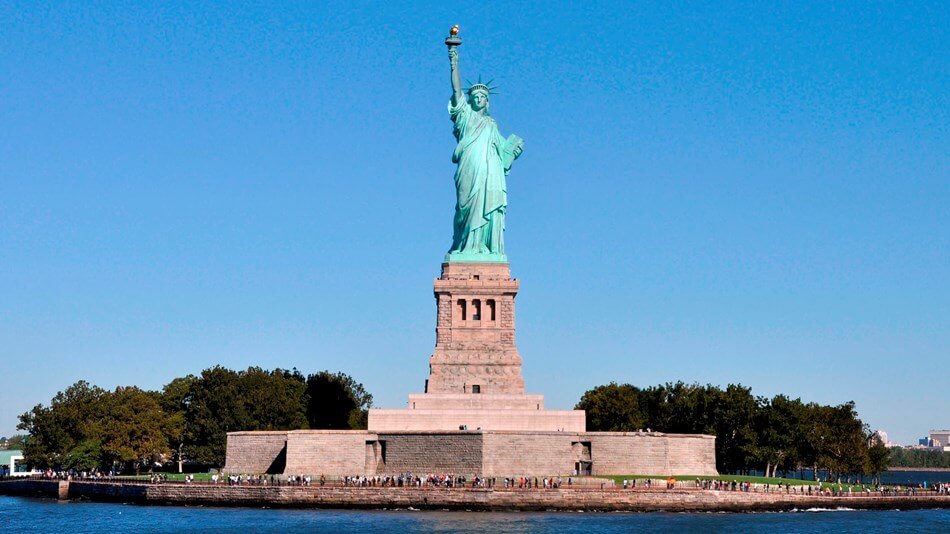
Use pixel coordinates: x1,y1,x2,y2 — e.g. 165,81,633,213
466,76,498,96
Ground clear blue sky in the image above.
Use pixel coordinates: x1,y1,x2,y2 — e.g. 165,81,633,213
1,2,946,446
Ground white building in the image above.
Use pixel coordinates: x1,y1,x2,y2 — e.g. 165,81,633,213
0,450,40,477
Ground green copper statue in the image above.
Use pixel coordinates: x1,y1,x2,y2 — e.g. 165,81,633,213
444,26,524,263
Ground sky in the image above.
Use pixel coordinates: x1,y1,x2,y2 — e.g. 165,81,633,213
1,1,947,446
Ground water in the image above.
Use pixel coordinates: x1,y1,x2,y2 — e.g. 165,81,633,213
879,470,950,486
1,496,948,533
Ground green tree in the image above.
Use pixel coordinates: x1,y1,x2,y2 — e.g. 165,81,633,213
575,382,645,431
889,447,950,468
801,402,868,481
630,382,723,437
17,381,107,469
245,368,309,429
577,380,886,479
797,402,824,479
708,384,760,474
62,439,104,472
754,395,806,478
864,432,890,480
183,366,308,466
182,367,239,465
99,386,178,473
830,404,868,480
161,375,195,472
306,371,374,430
577,381,761,473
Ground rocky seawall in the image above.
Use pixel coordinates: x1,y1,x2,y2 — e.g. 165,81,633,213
2,480,949,512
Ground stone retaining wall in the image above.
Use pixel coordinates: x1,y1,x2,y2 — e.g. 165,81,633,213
587,433,717,476
0,479,60,498
3,480,949,512
225,431,288,474
69,481,149,501
368,409,586,432
224,429,718,476
284,431,371,475
482,432,574,475
378,432,482,473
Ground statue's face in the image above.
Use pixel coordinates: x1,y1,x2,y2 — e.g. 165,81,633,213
469,91,489,112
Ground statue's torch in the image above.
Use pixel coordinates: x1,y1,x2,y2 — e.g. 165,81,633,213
445,25,461,48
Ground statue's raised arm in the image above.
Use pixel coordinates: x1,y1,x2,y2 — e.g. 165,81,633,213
447,26,464,106
449,47,463,107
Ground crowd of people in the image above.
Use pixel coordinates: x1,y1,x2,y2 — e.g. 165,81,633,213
620,477,678,489
502,476,568,489
220,472,575,490
15,469,950,498
223,474,279,485
36,469,114,481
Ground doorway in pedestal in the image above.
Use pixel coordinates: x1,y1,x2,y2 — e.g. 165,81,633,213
575,461,593,476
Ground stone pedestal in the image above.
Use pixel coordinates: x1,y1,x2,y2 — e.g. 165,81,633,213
368,262,586,432
428,262,524,395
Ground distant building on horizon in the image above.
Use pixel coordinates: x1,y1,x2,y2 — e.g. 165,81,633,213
913,430,950,451
872,429,896,447
930,430,950,448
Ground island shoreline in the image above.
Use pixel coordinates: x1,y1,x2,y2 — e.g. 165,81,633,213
3,479,949,513
886,467,950,472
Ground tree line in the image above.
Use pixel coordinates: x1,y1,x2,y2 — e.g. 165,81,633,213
888,447,950,469
0,435,27,450
18,371,901,478
17,366,371,473
576,381,891,480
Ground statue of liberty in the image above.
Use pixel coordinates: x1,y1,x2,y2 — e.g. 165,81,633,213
445,27,524,262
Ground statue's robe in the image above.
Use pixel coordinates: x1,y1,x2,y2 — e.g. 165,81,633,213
448,98,515,255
